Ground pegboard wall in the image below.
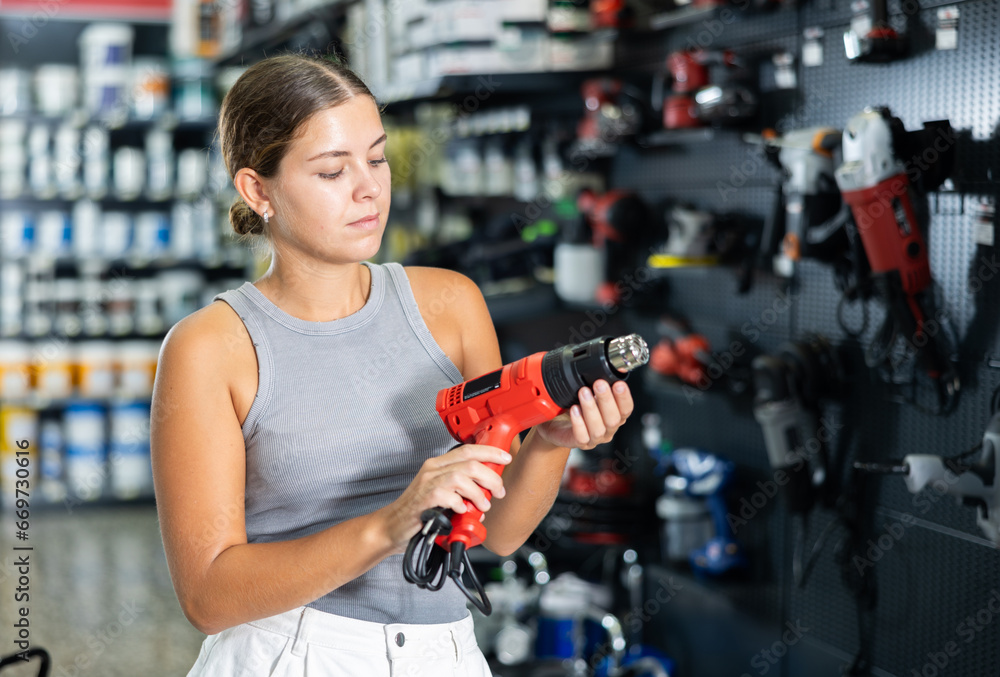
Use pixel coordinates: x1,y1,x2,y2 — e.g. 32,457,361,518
610,1,1000,675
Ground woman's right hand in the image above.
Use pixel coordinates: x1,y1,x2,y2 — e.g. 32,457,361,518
379,444,512,554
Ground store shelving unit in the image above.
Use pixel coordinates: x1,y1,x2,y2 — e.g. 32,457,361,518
213,0,357,66
0,16,254,510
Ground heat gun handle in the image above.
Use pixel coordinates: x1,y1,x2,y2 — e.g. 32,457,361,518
464,461,505,507
464,426,519,509
442,427,520,550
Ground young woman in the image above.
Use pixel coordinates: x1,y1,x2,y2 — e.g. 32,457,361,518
151,54,634,676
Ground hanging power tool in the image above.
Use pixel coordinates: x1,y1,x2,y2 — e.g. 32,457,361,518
556,450,647,545
656,204,718,264
663,49,756,130
752,335,841,515
403,334,650,615
665,448,748,577
577,189,649,306
749,127,849,278
575,78,644,157
649,316,712,387
650,334,711,387
590,0,633,29
834,107,959,414
855,411,1000,545
844,0,907,63
664,50,710,130
752,335,843,587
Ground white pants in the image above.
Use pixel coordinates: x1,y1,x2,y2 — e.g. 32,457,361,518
186,606,493,677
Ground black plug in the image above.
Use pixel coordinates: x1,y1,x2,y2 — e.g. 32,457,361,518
420,508,453,534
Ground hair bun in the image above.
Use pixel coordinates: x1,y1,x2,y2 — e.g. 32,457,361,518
230,199,265,237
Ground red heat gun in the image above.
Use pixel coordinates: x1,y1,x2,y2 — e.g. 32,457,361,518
402,333,649,614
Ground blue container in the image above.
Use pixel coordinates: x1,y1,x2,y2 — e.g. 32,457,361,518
534,616,577,660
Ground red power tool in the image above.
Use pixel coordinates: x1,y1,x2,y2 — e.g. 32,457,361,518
650,333,711,386
834,107,958,413
663,49,755,130
574,78,644,157
665,50,713,129
577,188,649,305
403,333,649,614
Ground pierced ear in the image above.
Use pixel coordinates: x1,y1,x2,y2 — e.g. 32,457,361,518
234,168,271,217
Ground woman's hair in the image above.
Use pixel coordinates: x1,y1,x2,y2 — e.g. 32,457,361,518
218,54,376,240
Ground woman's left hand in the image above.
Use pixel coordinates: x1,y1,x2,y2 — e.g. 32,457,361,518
534,379,634,450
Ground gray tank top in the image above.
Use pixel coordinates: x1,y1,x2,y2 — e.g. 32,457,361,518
213,262,469,624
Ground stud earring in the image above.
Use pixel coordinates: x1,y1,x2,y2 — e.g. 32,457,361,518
262,211,269,225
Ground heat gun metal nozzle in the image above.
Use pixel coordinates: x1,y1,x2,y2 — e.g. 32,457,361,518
608,334,649,373
542,333,650,409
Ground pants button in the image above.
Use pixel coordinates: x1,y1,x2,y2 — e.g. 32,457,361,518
395,632,405,647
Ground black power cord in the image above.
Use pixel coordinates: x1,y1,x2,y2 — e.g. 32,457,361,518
0,647,50,675
402,508,493,615
403,509,450,591
860,281,961,417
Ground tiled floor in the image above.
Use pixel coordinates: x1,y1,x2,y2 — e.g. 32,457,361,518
0,504,205,677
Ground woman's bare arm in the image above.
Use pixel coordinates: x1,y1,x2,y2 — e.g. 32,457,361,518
151,305,508,634
407,268,632,557
406,268,574,557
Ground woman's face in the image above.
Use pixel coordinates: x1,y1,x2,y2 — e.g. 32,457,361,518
266,95,390,265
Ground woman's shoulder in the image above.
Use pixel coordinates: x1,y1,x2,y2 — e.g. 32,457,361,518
158,300,251,372
399,266,493,377
401,265,484,308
